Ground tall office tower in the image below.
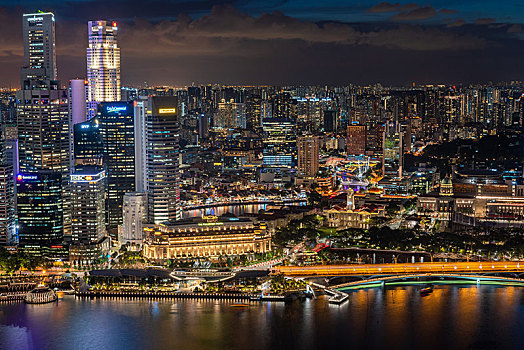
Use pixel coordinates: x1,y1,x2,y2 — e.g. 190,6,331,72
246,89,262,131
21,12,57,82
120,192,148,246
261,118,296,168
347,124,367,155
323,110,337,132
73,117,103,169
121,87,138,102
97,102,135,236
271,92,294,120
133,98,147,192
70,169,106,247
69,79,87,125
382,129,404,179
198,113,209,141
18,12,71,251
69,79,88,169
5,139,18,186
297,135,319,178
17,83,69,174
16,172,64,256
87,20,121,119
0,132,15,246
146,97,181,224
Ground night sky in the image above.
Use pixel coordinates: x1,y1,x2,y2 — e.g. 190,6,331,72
1,0,524,87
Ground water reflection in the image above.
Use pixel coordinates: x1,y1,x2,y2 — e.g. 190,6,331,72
0,285,523,350
182,202,306,218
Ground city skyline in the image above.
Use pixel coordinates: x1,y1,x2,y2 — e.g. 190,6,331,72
1,4,524,349
1,1,524,87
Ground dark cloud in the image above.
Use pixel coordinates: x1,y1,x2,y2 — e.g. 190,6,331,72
368,2,402,13
439,8,457,14
0,4,523,87
392,6,437,21
401,3,420,11
476,18,496,25
446,19,465,28
51,0,235,21
507,23,522,33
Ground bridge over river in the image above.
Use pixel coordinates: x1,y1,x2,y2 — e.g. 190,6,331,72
274,261,524,277
332,273,524,291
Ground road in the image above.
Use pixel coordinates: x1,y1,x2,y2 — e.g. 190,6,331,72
274,261,524,276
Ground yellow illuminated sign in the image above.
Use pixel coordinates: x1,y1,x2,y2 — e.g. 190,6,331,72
159,108,176,114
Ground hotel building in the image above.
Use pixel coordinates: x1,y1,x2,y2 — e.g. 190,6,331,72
143,216,271,262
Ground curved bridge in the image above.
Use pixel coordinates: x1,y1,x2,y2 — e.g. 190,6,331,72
333,273,524,291
275,261,524,277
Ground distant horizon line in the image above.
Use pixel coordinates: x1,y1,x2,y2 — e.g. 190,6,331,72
1,80,524,91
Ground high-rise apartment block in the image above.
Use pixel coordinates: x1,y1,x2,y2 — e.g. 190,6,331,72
347,124,367,155
297,135,319,178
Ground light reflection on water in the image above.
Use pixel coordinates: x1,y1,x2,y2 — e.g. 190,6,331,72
0,285,524,350
182,202,306,219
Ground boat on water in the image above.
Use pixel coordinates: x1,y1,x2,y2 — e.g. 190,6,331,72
24,285,58,304
420,285,434,296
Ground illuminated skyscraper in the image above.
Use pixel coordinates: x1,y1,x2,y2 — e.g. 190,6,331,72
87,20,121,118
16,81,70,174
0,132,15,246
16,172,64,257
297,135,319,178
73,117,103,169
382,128,404,179
146,97,181,223
18,12,69,173
121,192,148,246
215,99,246,129
70,169,106,246
21,12,57,83
17,12,71,254
97,102,135,235
69,168,109,264
347,124,367,155
134,98,148,193
262,118,296,167
69,79,88,125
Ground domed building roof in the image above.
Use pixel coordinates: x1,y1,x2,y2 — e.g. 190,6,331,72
439,175,454,196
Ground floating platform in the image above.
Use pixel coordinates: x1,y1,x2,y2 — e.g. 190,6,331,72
25,286,58,304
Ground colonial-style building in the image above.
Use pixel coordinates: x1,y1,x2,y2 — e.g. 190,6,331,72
143,216,271,262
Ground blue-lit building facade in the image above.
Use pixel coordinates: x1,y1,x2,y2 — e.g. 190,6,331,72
73,117,103,169
97,102,135,235
16,172,66,257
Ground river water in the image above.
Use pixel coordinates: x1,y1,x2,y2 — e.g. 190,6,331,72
182,202,306,218
1,285,524,350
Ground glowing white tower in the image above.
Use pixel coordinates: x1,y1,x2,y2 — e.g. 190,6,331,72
87,20,121,119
